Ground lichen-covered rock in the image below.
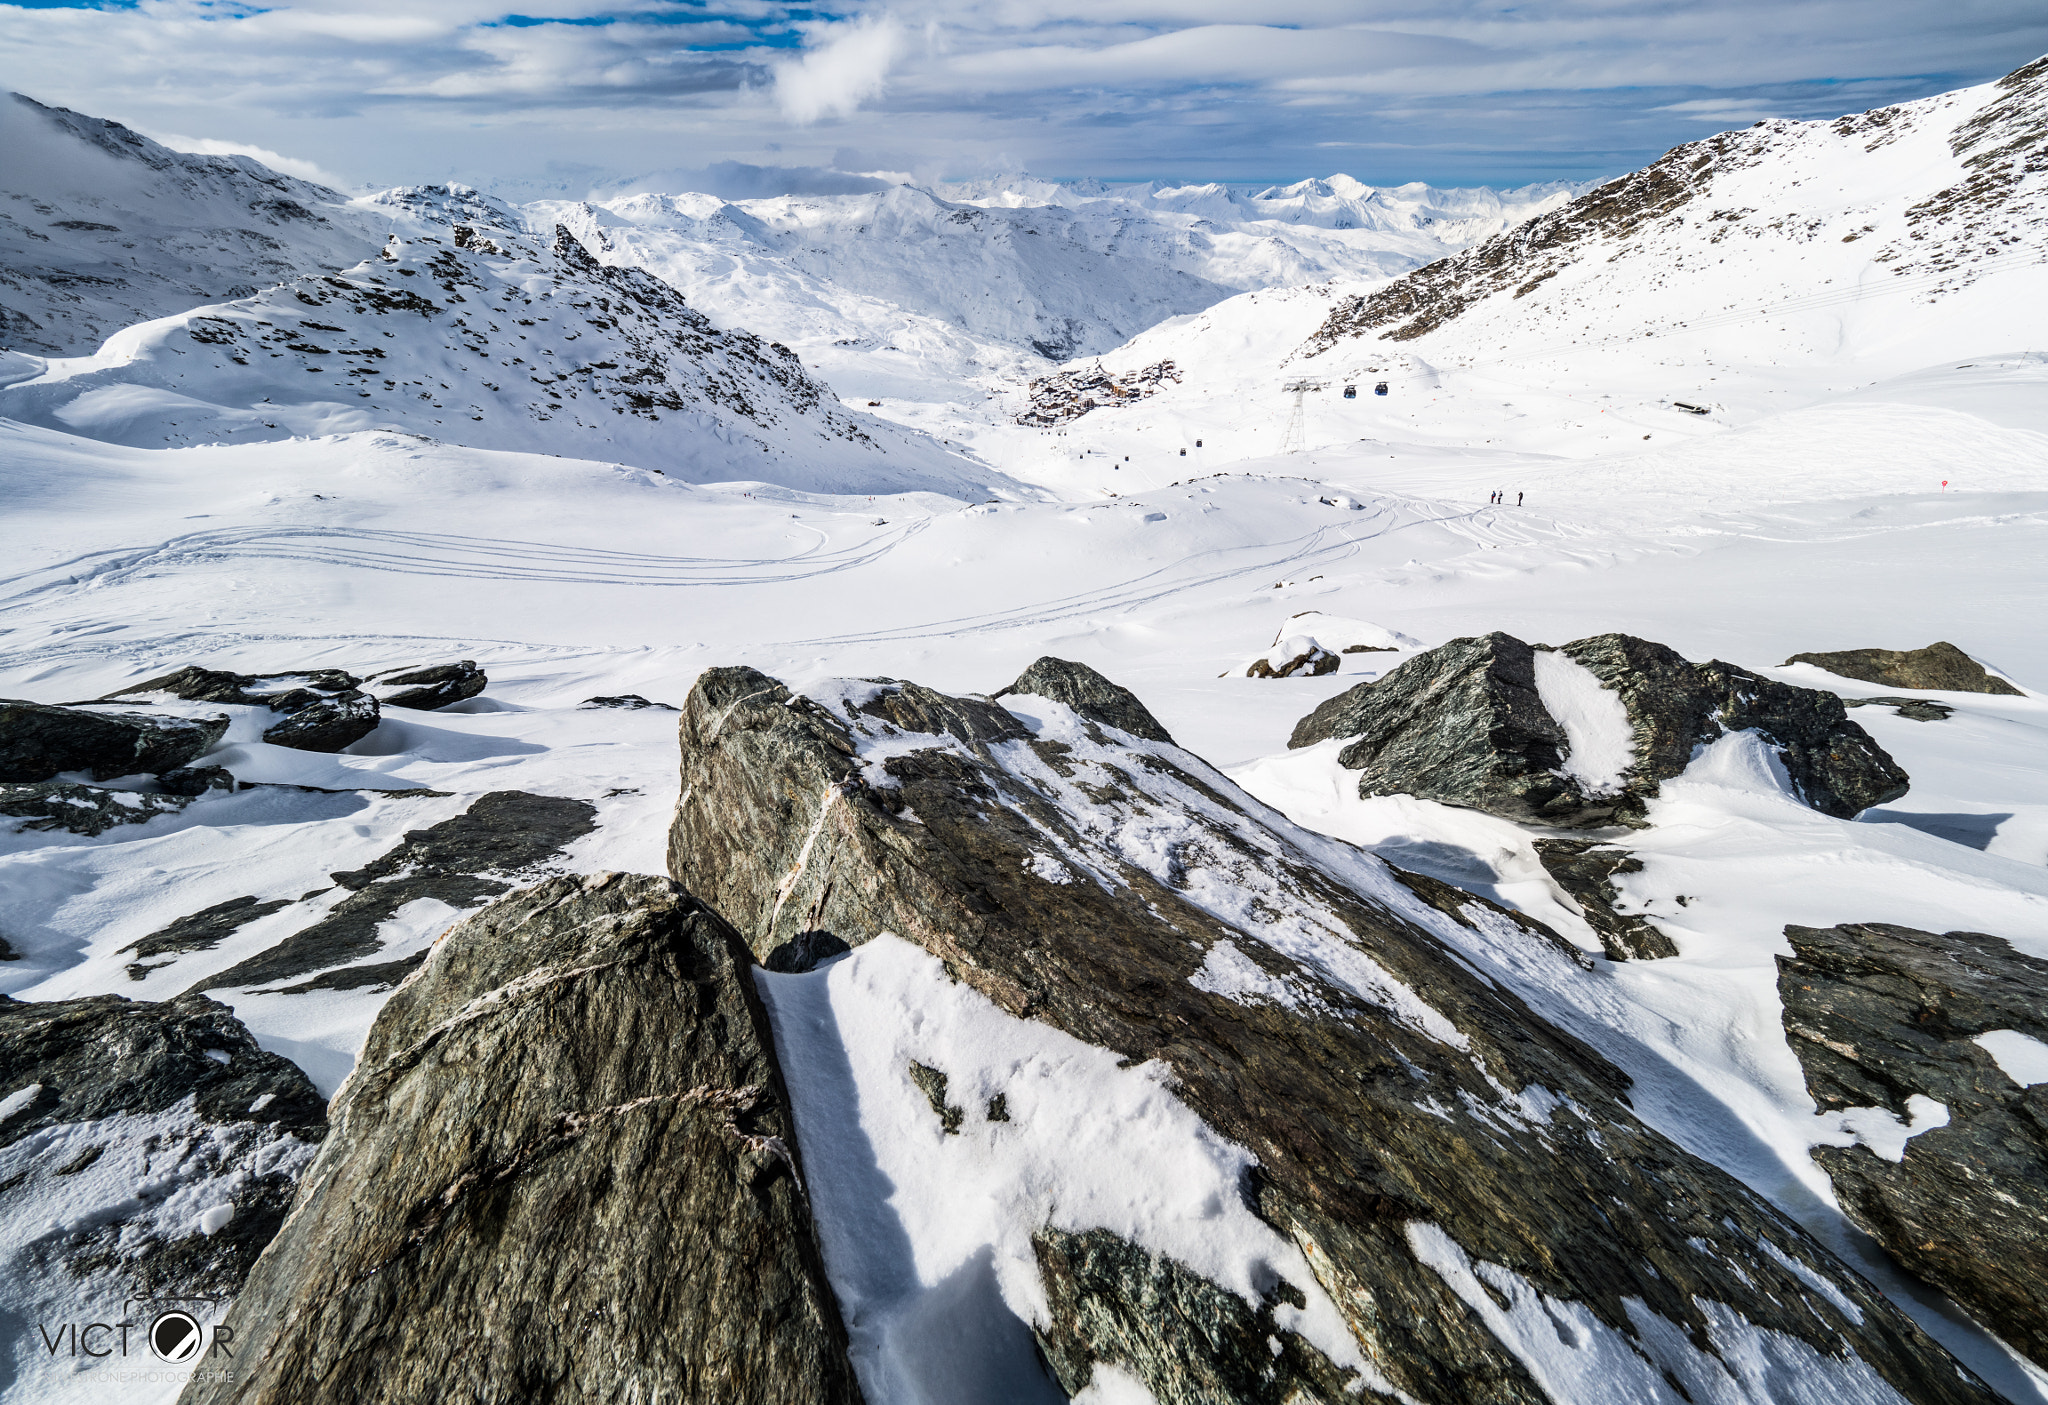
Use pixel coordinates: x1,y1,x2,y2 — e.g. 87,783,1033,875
1786,642,2024,696
1288,631,1908,824
0,991,325,1300
367,659,487,711
1533,839,1677,960
184,873,859,1405
995,655,1175,743
0,698,227,782
0,778,195,835
1779,921,2048,1368
669,663,1994,1405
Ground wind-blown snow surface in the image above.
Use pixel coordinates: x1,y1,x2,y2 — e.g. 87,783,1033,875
5,63,2048,1405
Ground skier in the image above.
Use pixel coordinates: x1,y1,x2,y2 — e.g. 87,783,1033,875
1516,491,1523,506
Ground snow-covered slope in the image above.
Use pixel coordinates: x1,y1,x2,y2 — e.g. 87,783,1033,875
0,94,390,358
0,187,1012,497
1300,55,2048,375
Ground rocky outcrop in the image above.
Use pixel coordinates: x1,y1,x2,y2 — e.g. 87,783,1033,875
1786,642,2024,696
107,665,382,752
994,655,1175,743
0,698,226,781
580,693,678,711
187,790,596,993
669,663,1994,1405
0,779,197,835
1289,631,1908,824
1843,695,1956,721
1533,839,1677,960
366,659,487,711
1779,921,2048,1368
186,873,858,1405
0,991,325,1298
1245,637,1340,679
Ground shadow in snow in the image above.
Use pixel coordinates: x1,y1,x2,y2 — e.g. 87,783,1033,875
1861,809,2012,852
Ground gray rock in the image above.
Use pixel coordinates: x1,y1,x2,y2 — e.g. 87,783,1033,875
0,991,325,1299
995,656,1175,743
1779,921,2048,1368
0,698,227,782
1786,642,2024,696
669,663,1995,1405
0,779,194,836
1533,839,1677,960
104,665,381,754
1843,695,1957,721
580,693,677,711
367,659,487,711
188,791,597,992
159,763,237,796
124,896,294,981
184,872,859,1405
258,688,379,752
1288,631,1908,824
1246,643,1339,678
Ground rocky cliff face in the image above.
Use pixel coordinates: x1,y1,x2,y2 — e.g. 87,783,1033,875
186,872,859,1405
1290,631,1907,826
1779,921,2048,1368
668,660,1992,1404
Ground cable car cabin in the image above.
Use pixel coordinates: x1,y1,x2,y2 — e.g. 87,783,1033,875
1343,384,1357,399
1374,381,1389,396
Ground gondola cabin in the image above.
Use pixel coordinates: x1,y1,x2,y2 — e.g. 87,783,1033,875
1343,384,1357,399
1374,381,1389,396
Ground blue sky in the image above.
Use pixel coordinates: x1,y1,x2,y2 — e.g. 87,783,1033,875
2,1,2044,196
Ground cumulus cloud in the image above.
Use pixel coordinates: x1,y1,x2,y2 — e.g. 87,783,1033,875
773,14,906,125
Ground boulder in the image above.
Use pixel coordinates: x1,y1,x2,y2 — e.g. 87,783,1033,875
579,693,677,711
994,655,1175,743
1244,635,1340,679
1778,921,2048,1368
1843,696,1956,722
0,991,325,1300
0,698,227,782
1288,631,1908,824
1786,642,2024,696
185,873,858,1405
105,666,381,753
668,664,1994,1405
0,779,195,836
1533,839,1677,960
366,659,487,711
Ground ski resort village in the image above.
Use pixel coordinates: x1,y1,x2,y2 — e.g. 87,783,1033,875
0,5,2046,1402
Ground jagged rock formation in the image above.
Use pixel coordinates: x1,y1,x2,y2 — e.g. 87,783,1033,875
994,655,1175,744
187,872,858,1405
1288,632,1908,825
1016,358,1180,426
0,778,197,836
365,659,487,711
0,990,325,1299
1533,839,1677,960
1786,641,2024,696
668,663,1993,1404
107,665,380,753
1779,921,2048,1368
186,790,596,993
0,697,226,781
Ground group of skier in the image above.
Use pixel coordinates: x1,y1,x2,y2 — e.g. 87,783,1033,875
1489,490,1523,506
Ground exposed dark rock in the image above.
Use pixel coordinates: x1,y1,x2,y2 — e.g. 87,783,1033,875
1288,631,1908,824
995,656,1175,744
261,950,430,994
908,1061,965,1135
0,991,325,1299
185,873,859,1405
0,698,226,782
0,779,193,836
1843,695,1957,721
125,895,294,981
669,664,1994,1405
1382,862,1595,972
1779,921,2048,1367
580,693,678,711
1533,839,1677,960
368,659,487,711
1343,643,1398,654
1787,642,2025,695
159,763,237,796
103,665,382,753
188,791,597,992
1246,643,1339,679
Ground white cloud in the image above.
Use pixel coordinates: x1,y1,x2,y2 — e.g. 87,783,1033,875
774,14,906,124
151,134,358,190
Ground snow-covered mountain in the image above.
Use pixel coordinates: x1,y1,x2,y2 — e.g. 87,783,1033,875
0,94,389,358
1,185,1010,497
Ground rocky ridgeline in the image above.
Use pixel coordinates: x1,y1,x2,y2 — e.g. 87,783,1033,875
1015,358,1180,426
1779,922,2048,1370
662,658,1988,1402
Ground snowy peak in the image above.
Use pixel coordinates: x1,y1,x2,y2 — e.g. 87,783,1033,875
352,182,525,237
1300,55,2048,363
0,215,1003,496
0,93,390,356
